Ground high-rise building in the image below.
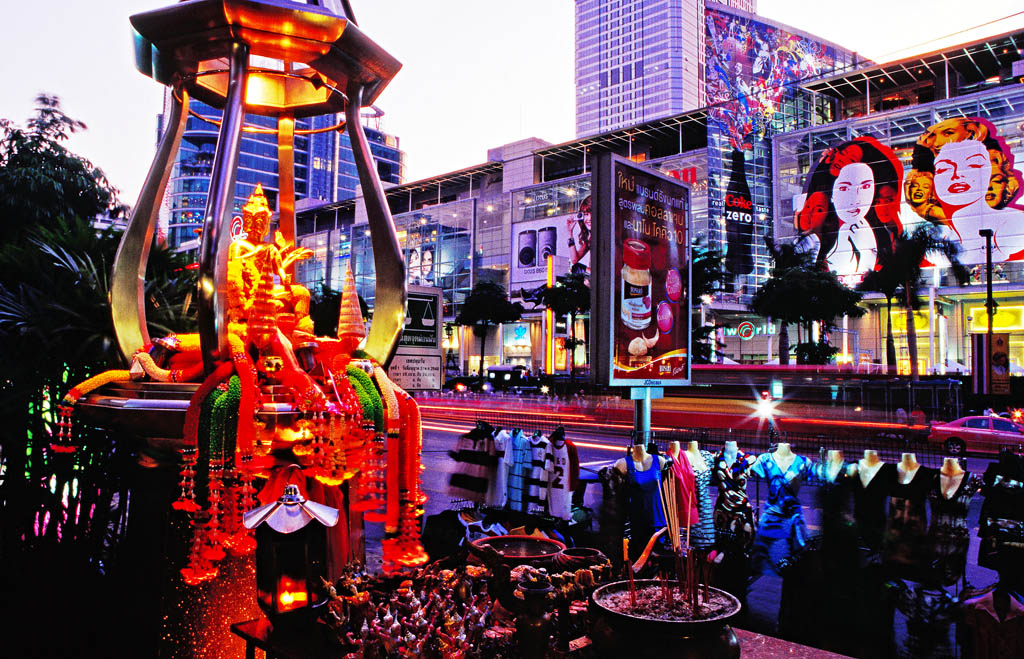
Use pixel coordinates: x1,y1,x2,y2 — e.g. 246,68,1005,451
159,90,404,251
575,0,757,137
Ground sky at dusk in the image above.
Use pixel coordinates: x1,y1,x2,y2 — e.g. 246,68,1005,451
1,1,1022,206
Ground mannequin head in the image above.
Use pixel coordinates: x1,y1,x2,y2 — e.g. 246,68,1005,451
900,452,918,468
775,442,792,456
723,440,738,458
687,440,700,453
827,449,843,463
631,443,647,461
667,441,681,458
862,449,880,465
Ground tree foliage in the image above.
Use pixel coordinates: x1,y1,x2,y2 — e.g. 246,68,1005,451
691,242,725,364
454,281,524,378
751,236,864,364
0,95,122,246
858,225,969,378
0,96,195,587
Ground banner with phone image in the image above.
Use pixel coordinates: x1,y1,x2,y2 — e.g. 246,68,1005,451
510,203,592,287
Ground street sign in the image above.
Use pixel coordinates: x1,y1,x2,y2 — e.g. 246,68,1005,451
399,287,442,350
390,285,443,390
388,353,443,391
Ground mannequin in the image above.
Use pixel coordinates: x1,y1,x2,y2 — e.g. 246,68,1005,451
685,440,708,472
826,450,845,482
615,442,666,474
939,457,965,495
772,442,796,472
897,453,921,484
666,440,681,460
680,440,715,548
856,450,885,487
884,453,935,575
927,456,974,586
750,442,810,577
712,439,756,557
615,441,668,559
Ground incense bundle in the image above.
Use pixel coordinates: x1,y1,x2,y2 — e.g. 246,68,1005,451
623,538,636,606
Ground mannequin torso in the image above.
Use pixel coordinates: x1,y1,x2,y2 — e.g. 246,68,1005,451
939,458,966,499
772,442,796,473
685,441,707,472
857,450,885,488
897,453,921,485
615,444,666,474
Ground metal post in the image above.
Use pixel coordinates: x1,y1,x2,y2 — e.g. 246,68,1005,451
981,229,995,395
630,387,663,445
277,112,296,250
198,41,249,372
928,285,936,374
346,82,406,368
111,85,189,362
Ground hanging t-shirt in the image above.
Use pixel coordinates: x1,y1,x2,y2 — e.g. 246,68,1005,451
506,430,531,512
566,439,580,491
525,434,553,515
448,430,495,503
487,429,511,508
548,437,573,520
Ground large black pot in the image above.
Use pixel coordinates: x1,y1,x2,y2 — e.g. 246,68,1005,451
589,580,741,659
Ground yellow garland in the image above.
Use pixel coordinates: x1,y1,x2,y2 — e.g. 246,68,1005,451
372,366,400,422
63,369,132,404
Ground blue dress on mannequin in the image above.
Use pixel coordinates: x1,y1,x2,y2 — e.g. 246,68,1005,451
750,451,811,577
626,453,667,549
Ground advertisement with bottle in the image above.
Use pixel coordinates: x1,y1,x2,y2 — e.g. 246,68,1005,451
592,154,691,387
724,149,755,277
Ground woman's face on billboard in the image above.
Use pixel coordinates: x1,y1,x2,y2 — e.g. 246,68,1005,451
934,140,989,207
832,162,874,226
907,172,933,206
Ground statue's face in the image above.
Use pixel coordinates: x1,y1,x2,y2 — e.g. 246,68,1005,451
245,210,271,241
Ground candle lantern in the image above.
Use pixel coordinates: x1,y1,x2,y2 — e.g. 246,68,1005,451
243,482,339,625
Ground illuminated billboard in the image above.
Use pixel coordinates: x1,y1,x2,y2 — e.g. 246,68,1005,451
705,4,838,150
791,117,1024,281
592,154,691,387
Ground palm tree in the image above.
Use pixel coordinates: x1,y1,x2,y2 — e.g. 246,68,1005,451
454,281,524,382
859,225,969,380
526,264,590,387
749,237,813,365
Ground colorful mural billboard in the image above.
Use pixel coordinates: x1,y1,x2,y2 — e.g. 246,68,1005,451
906,117,1024,264
792,117,1024,282
705,5,838,149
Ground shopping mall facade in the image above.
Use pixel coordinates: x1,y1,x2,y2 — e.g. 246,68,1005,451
295,21,1024,378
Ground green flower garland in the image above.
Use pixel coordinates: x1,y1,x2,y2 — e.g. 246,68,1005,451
347,365,384,432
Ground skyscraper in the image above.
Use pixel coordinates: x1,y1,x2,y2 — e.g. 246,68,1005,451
574,0,756,137
159,90,404,251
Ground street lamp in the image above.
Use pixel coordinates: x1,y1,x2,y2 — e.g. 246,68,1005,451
980,229,995,396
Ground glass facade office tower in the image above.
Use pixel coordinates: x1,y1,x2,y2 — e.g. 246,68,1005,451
160,91,404,251
575,0,757,137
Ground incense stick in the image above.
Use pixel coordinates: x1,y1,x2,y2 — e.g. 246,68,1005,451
623,538,636,606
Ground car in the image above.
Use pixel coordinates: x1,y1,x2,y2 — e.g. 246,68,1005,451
442,375,480,393
483,364,540,394
928,415,1024,456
